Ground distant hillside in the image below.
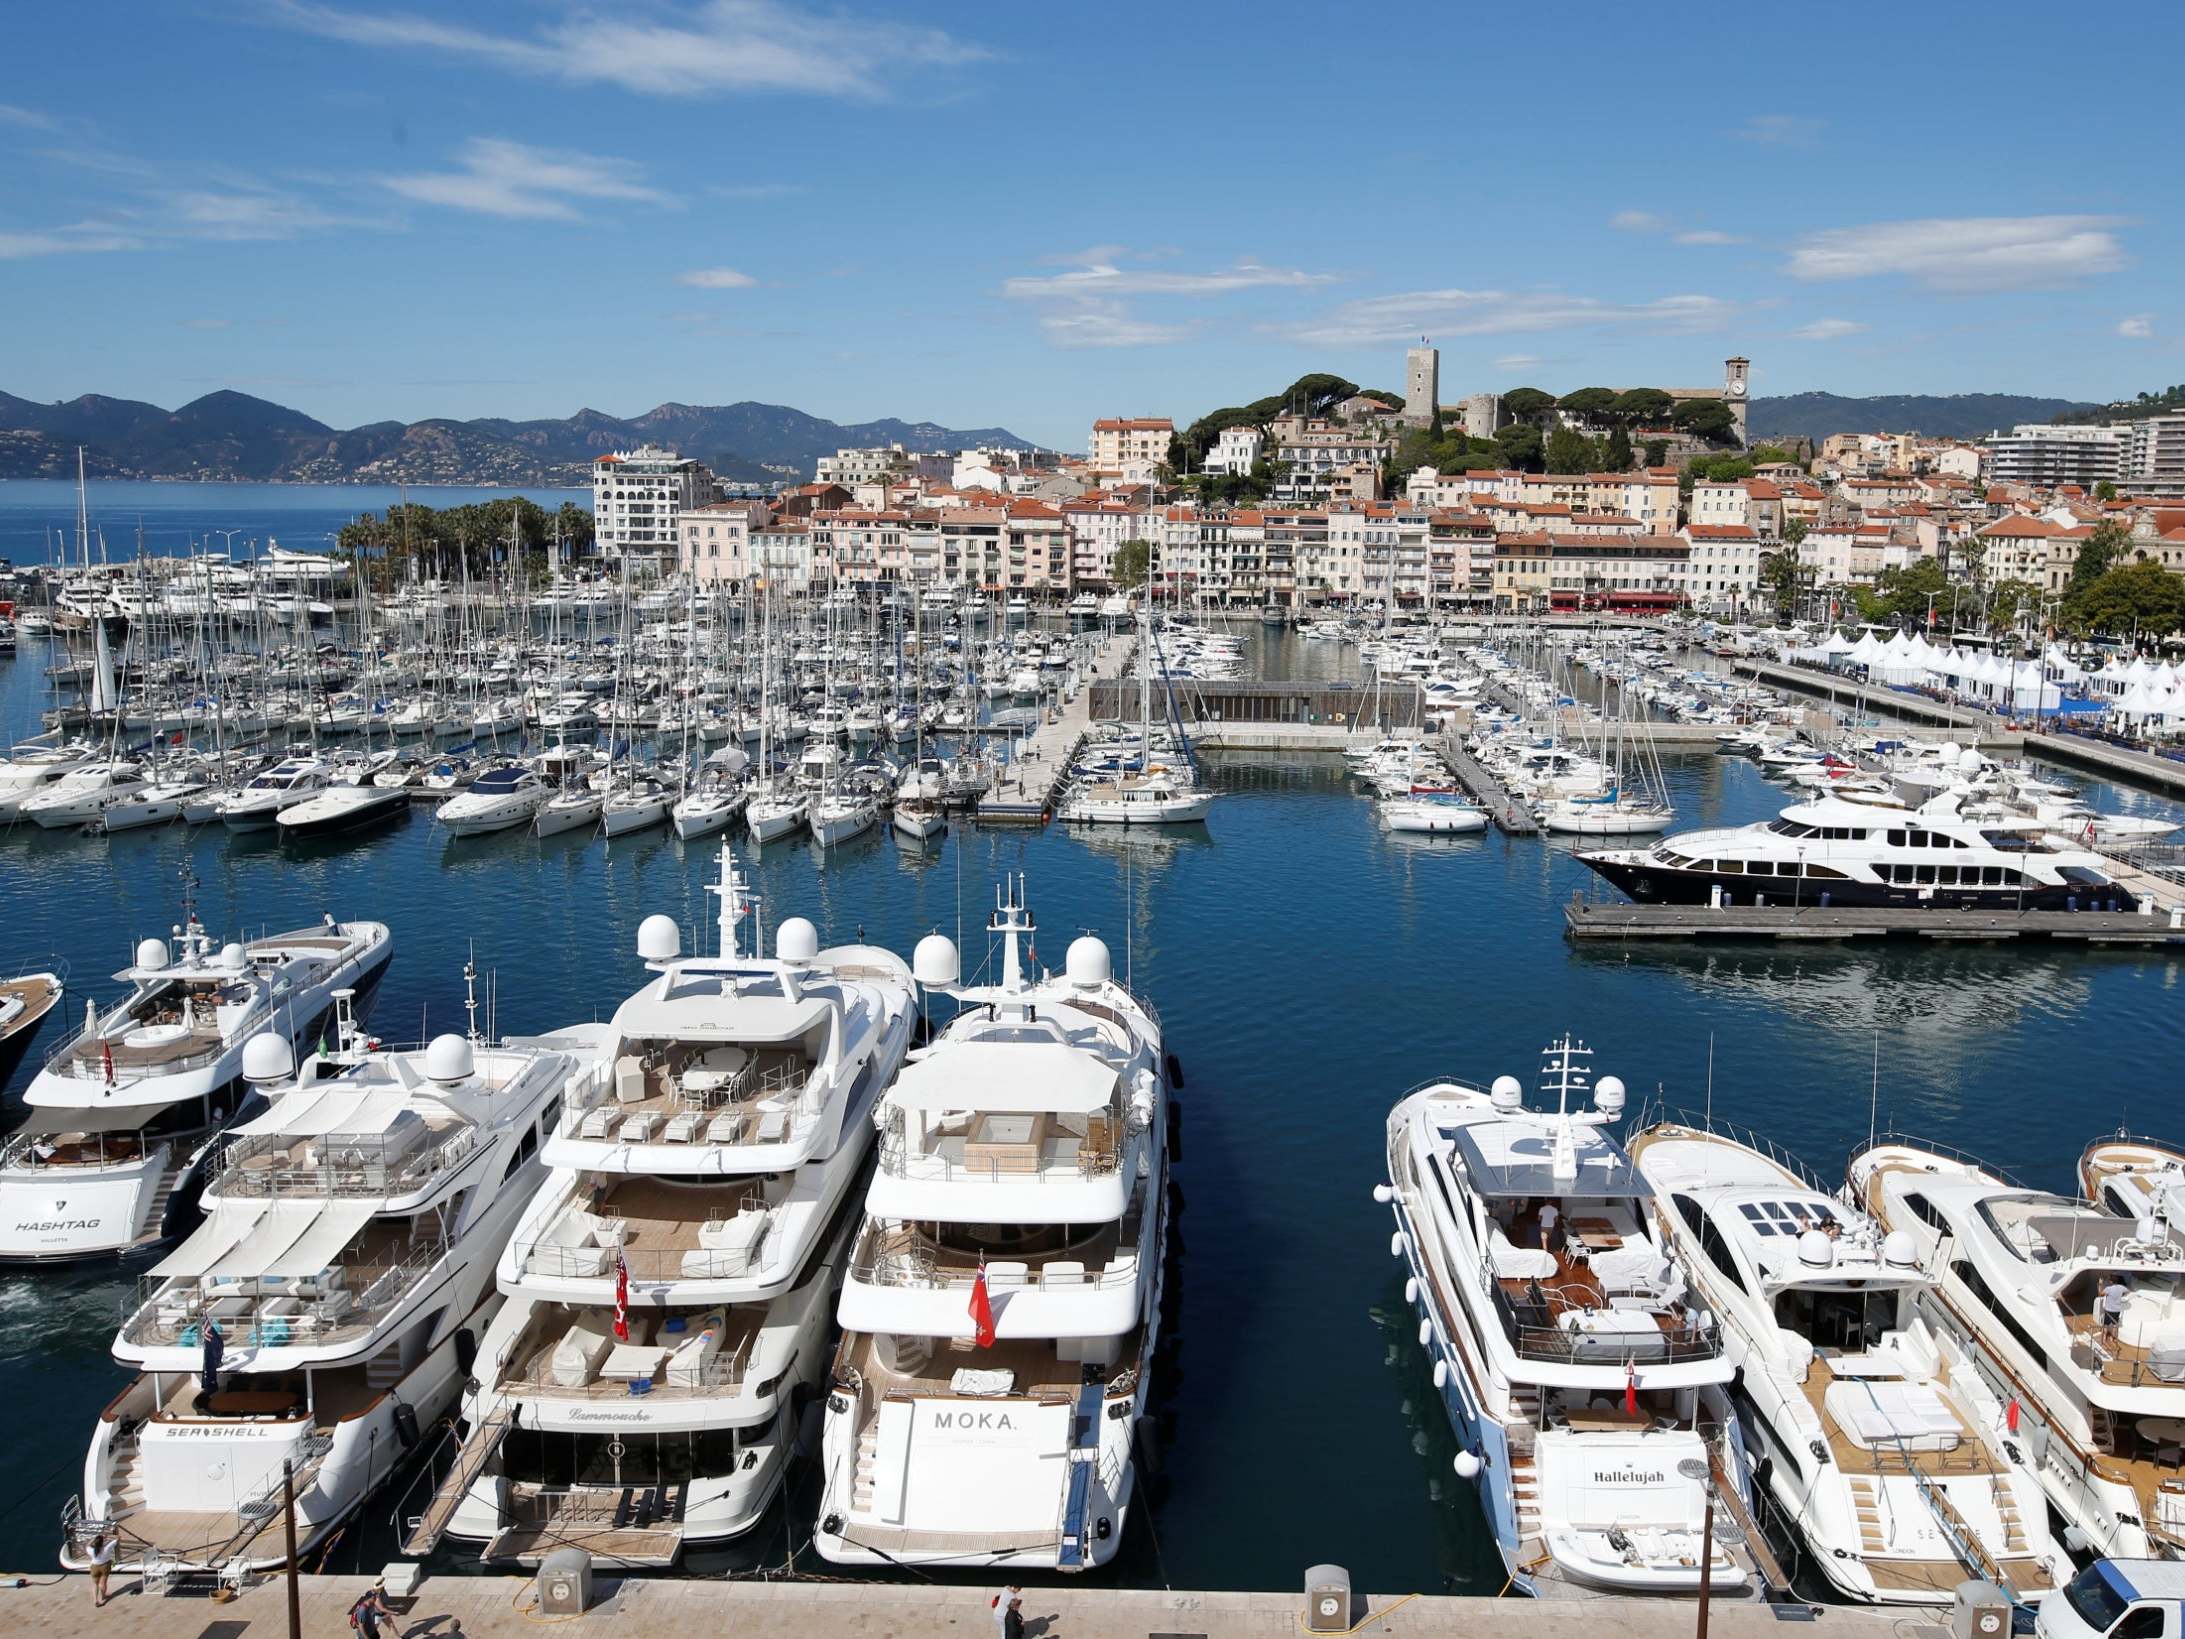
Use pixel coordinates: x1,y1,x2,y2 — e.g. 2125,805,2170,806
1748,391,2101,444
0,391,1035,485
2055,385,2185,426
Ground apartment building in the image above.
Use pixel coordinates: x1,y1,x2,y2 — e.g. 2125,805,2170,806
1493,532,1689,613
593,445,715,568
2128,415,2185,498
1202,425,1264,477
1063,496,1155,588
1266,415,1395,502
1088,417,1173,483
814,445,909,486
676,498,768,584
1681,524,1765,609
1983,423,2129,488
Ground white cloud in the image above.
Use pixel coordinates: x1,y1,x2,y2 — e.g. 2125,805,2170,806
268,0,985,101
1003,251,1335,301
0,102,58,131
1611,210,1669,234
2118,314,2154,339
166,189,346,240
679,266,757,289
1786,215,2127,290
1790,318,1868,341
1493,354,1544,370
381,138,665,220
1673,229,1746,246
1734,114,1822,146
1284,289,1741,348
0,222,143,259
1036,302,1193,349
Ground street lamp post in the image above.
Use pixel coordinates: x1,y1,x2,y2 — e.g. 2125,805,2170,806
1675,1455,1744,1639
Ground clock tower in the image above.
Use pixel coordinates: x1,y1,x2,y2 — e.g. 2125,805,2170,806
1724,356,1750,446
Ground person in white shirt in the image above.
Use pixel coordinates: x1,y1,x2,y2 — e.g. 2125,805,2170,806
1538,1201,1560,1254
88,1530,116,1608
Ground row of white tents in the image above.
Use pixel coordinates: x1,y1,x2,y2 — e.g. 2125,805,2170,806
1783,628,2185,733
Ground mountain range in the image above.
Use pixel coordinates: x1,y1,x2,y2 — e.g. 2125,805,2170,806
0,390,1035,486
1744,392,2101,444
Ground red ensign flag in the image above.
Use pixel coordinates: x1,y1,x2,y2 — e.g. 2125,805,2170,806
969,1259,996,1350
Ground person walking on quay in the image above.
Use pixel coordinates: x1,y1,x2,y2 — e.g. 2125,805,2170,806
990,1584,1023,1638
87,1528,117,1608
349,1579,394,1639
1004,1590,1027,1639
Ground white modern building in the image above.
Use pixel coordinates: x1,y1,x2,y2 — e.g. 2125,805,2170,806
1983,423,2128,488
594,446,716,570
2127,414,2185,498
815,445,909,486
1203,425,1264,477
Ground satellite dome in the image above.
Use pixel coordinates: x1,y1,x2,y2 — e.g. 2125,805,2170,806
221,942,247,971
636,914,680,963
135,938,170,971
241,1032,296,1085
1593,1075,1626,1116
1490,1075,1523,1112
423,1033,475,1085
1797,1227,1836,1268
1938,741,1961,762
776,918,819,964
1065,936,1111,990
1957,748,1984,776
1881,1229,1919,1267
912,934,959,989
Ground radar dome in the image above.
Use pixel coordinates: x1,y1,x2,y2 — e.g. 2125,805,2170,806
2137,1216,2163,1247
1939,741,1961,762
221,942,247,971
134,938,170,971
776,918,819,964
1797,1227,1836,1268
913,934,959,989
423,1033,475,1085
1065,936,1111,990
1957,747,1984,776
636,914,680,963
1593,1075,1626,1116
1881,1229,1919,1267
241,1032,296,1085
1490,1075,1523,1112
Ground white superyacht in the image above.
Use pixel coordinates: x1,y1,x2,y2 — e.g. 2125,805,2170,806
1852,1138,2185,1561
1632,1118,2067,1602
1379,1038,1761,1598
815,878,1170,1572
60,995,580,1577
1,887,392,1263
424,846,917,1565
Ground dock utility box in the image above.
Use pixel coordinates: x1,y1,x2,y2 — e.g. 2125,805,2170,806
537,1547,593,1617
1305,1564,1352,1634
1952,1580,2011,1639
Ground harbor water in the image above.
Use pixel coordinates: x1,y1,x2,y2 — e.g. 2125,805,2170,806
2,488,2183,1593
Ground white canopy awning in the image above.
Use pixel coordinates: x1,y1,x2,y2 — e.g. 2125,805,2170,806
237,1088,413,1138
150,1202,269,1278
259,1201,377,1278
217,1200,322,1278
890,1042,1120,1115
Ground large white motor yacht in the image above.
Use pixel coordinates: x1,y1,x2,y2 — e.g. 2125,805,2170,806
1633,1119,2067,1602
59,1000,579,1576
217,757,333,832
0,893,391,1263
815,878,1171,1572
1378,1038,1762,1598
0,738,100,821
1852,1139,2185,1562
438,764,551,836
428,845,917,1566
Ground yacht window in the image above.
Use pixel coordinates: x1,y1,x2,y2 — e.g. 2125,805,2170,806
1887,829,1907,847
1915,865,1936,886
1982,867,2003,887
502,1124,538,1181
1952,1258,2049,1371
1805,865,1848,881
1719,860,1744,875
1902,1191,1948,1232
1749,861,1774,876
1936,866,1958,886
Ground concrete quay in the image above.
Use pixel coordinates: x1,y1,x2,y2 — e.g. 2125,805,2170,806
0,1570,1934,1639
973,634,1134,823
1727,661,2022,747
2027,730,2185,799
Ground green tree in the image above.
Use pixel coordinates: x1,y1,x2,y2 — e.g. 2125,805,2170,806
1604,426,1634,472
1492,424,1545,472
1852,557,1949,627
1357,388,1404,410
1691,454,1755,483
1501,387,1558,422
1556,387,1619,420
1757,548,1803,621
1673,399,1738,444
1749,444,1796,466
2067,519,2132,597
1642,439,1669,468
1612,388,1674,426
2094,479,2119,502
2065,559,2185,636
1545,425,1599,474
1783,518,1809,548
1112,538,1154,591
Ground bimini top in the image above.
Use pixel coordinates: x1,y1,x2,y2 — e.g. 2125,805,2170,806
890,1040,1119,1116
1444,1117,1646,1200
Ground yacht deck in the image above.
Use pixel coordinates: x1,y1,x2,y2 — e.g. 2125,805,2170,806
842,1322,1142,1404
1796,1353,1997,1478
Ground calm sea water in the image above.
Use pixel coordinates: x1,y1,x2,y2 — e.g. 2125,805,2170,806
1,533,2182,1590
0,479,589,565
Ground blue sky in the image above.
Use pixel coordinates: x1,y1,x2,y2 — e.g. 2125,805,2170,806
2,1,2179,449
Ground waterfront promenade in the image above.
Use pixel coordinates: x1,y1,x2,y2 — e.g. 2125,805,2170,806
974,632,1133,821
0,1570,1935,1639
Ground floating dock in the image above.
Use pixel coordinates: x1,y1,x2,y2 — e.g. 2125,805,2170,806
0,1569,1930,1639
1565,898,2185,945
972,633,1133,824
1438,732,1539,835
